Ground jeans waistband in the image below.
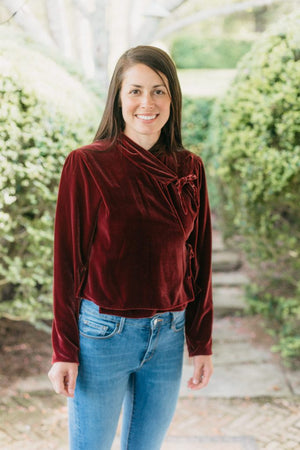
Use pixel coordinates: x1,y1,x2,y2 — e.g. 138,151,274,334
80,298,185,327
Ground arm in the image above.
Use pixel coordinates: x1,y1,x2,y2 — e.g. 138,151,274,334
185,159,213,389
51,150,100,364
49,151,100,396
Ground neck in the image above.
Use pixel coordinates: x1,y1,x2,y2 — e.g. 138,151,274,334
123,131,160,151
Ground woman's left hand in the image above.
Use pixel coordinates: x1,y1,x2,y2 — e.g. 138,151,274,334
187,355,213,390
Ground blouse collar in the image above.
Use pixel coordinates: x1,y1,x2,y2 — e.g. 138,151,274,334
117,133,178,185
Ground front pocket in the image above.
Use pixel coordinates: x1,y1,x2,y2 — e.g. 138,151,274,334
79,315,120,339
171,310,186,332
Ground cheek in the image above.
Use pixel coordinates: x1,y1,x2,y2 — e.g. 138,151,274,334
120,101,130,120
162,101,171,119
121,98,135,116
163,97,171,111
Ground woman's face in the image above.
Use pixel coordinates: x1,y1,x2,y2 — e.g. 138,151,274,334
119,63,171,149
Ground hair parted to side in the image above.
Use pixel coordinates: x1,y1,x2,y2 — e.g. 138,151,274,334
93,45,183,153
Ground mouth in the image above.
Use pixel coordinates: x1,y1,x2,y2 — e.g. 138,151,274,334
136,114,158,121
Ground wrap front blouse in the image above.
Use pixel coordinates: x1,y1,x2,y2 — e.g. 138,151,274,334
52,134,213,363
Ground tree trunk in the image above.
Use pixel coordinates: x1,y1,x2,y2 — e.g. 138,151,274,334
254,6,269,32
74,6,96,79
130,0,187,46
46,0,73,58
91,0,109,85
107,0,132,76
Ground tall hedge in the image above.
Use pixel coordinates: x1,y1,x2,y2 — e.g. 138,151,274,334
182,96,214,154
0,35,100,327
171,37,252,69
181,96,220,210
210,14,300,363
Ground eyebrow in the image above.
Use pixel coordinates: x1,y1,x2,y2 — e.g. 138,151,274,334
127,84,166,88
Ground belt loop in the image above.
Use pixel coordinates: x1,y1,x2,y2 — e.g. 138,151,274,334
171,311,176,328
171,310,185,327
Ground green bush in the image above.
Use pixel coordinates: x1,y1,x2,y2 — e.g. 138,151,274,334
0,35,100,327
182,96,214,154
210,14,300,364
181,96,219,211
171,36,252,69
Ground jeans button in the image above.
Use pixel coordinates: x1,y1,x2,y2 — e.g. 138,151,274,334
153,318,158,326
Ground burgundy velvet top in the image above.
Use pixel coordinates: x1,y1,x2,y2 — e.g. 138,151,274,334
52,134,213,363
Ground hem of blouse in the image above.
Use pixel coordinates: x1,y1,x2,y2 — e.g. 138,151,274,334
80,296,196,318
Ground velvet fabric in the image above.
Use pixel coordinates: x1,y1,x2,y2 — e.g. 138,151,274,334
52,134,213,363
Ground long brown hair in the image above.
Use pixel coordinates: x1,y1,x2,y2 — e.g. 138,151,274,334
94,45,183,153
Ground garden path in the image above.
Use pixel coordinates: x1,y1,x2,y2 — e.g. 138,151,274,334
0,227,299,449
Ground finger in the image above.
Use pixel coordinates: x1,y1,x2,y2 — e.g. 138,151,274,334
54,376,68,395
187,375,206,390
187,366,212,390
189,362,204,386
66,369,77,397
187,375,203,389
48,368,69,396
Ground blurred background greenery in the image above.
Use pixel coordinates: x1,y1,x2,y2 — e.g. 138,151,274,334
0,0,299,364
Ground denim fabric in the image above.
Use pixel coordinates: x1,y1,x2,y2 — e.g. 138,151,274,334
68,299,185,450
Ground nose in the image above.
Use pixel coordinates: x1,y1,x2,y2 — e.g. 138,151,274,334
141,92,154,109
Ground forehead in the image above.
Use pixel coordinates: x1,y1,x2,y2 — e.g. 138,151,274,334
122,63,169,87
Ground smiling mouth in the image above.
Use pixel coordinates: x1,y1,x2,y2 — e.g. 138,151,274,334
136,114,158,120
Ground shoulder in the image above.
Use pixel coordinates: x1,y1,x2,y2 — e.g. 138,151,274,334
175,148,205,174
63,139,116,166
178,148,204,165
71,139,113,158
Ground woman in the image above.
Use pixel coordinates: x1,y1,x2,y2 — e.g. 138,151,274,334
48,45,213,450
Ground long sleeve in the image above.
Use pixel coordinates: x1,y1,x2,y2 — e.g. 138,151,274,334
185,161,213,356
51,151,101,363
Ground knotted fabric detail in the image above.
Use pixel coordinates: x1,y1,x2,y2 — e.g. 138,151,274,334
175,174,197,214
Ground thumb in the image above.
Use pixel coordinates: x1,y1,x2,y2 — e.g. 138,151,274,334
193,364,203,385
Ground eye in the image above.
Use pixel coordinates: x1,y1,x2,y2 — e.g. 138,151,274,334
129,89,140,95
154,89,165,95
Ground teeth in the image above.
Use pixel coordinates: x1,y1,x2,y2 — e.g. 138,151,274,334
136,115,156,120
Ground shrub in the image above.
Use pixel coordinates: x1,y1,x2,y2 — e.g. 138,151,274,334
171,36,252,69
182,96,214,154
210,13,300,363
0,35,100,327
181,96,219,211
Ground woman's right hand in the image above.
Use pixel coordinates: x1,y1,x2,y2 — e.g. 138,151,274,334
48,362,78,397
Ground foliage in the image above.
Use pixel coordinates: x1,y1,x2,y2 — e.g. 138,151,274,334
181,96,219,211
182,96,214,154
209,13,300,363
0,36,100,327
246,285,300,366
171,36,252,69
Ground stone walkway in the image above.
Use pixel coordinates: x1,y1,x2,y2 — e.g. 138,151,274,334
0,230,299,449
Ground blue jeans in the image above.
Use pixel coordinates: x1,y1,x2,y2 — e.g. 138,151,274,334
68,299,185,450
